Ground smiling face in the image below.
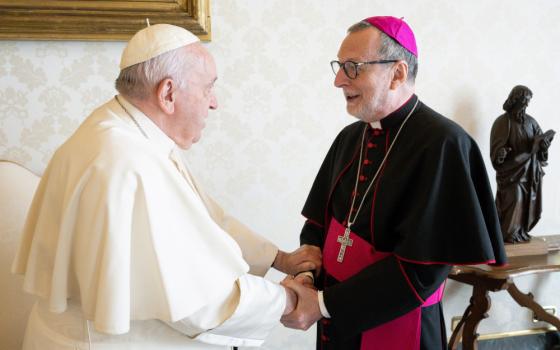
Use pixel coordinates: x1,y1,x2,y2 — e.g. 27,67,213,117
172,45,218,149
334,27,395,122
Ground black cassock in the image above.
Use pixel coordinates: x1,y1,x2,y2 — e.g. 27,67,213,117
300,95,507,350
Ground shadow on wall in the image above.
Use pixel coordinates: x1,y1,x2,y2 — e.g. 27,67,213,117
451,89,481,139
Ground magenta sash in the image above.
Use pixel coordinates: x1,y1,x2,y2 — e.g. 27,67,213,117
323,218,444,350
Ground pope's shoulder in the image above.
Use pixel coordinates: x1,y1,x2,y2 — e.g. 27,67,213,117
51,100,165,175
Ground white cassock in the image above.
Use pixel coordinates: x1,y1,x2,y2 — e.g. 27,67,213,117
12,96,286,350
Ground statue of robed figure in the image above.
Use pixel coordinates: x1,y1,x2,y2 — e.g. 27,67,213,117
490,85,555,243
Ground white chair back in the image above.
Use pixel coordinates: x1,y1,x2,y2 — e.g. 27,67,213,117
0,161,40,350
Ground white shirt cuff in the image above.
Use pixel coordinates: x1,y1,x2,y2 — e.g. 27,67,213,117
195,274,284,347
318,291,331,318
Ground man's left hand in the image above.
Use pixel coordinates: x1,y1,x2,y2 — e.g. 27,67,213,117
273,245,322,276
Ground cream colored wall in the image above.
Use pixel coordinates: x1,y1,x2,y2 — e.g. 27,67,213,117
1,0,559,348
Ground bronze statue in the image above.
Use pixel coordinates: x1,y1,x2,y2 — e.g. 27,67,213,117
490,85,555,243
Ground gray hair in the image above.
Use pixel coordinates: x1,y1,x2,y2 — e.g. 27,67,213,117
115,46,195,100
348,21,418,82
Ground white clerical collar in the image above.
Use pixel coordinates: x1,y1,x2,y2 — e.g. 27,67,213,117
116,95,176,153
369,121,382,129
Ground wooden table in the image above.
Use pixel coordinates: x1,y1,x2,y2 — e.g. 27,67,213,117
447,245,560,350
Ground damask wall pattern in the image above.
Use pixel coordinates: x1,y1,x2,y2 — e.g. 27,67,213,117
1,0,560,348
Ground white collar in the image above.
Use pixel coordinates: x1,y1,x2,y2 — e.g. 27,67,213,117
115,95,177,155
369,121,382,129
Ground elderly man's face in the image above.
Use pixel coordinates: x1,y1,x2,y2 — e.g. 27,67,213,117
173,44,218,149
334,28,394,122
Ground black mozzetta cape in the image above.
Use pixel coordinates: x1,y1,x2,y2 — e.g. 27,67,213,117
300,95,506,349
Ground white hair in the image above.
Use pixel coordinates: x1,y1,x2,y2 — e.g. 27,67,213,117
115,46,197,100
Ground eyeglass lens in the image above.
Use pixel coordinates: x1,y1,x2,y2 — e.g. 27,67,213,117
330,61,358,79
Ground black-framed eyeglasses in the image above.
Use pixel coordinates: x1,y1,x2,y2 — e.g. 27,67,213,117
330,59,398,79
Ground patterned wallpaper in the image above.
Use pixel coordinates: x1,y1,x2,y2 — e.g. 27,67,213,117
1,0,560,348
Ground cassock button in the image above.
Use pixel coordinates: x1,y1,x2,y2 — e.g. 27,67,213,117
363,159,370,165
373,129,381,136
321,319,331,325
321,334,330,342
367,143,377,149
359,175,367,182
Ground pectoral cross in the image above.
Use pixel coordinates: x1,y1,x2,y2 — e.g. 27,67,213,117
336,227,354,262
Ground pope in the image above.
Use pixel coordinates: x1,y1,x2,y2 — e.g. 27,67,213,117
13,23,321,350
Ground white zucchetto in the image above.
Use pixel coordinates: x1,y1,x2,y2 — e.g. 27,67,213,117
120,23,200,70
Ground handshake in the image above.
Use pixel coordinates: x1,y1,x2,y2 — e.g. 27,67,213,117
274,244,324,331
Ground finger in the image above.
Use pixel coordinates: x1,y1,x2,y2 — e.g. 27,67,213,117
281,318,304,330
288,280,312,297
280,319,295,328
307,283,318,290
299,280,315,289
314,270,321,278
294,277,314,289
283,278,298,288
281,275,296,288
293,262,316,274
283,278,305,294
303,244,321,252
280,314,293,323
280,314,300,329
306,246,323,258
311,257,322,268
300,245,322,257
281,320,299,329
293,275,310,284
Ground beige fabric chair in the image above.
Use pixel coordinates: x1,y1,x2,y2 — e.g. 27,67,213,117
0,160,40,350
2,161,215,350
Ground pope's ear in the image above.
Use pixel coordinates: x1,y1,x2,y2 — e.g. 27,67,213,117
390,61,408,90
156,78,177,115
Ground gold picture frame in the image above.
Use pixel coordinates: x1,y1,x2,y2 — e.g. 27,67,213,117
0,0,211,41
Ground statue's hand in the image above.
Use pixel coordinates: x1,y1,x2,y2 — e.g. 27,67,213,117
539,129,555,150
497,147,511,163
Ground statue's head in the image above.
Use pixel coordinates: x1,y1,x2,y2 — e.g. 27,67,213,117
503,85,533,116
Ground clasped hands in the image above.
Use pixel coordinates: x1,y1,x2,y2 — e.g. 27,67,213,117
273,244,323,330
280,273,323,330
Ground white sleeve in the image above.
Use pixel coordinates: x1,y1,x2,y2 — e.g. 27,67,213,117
165,274,285,347
198,191,278,276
